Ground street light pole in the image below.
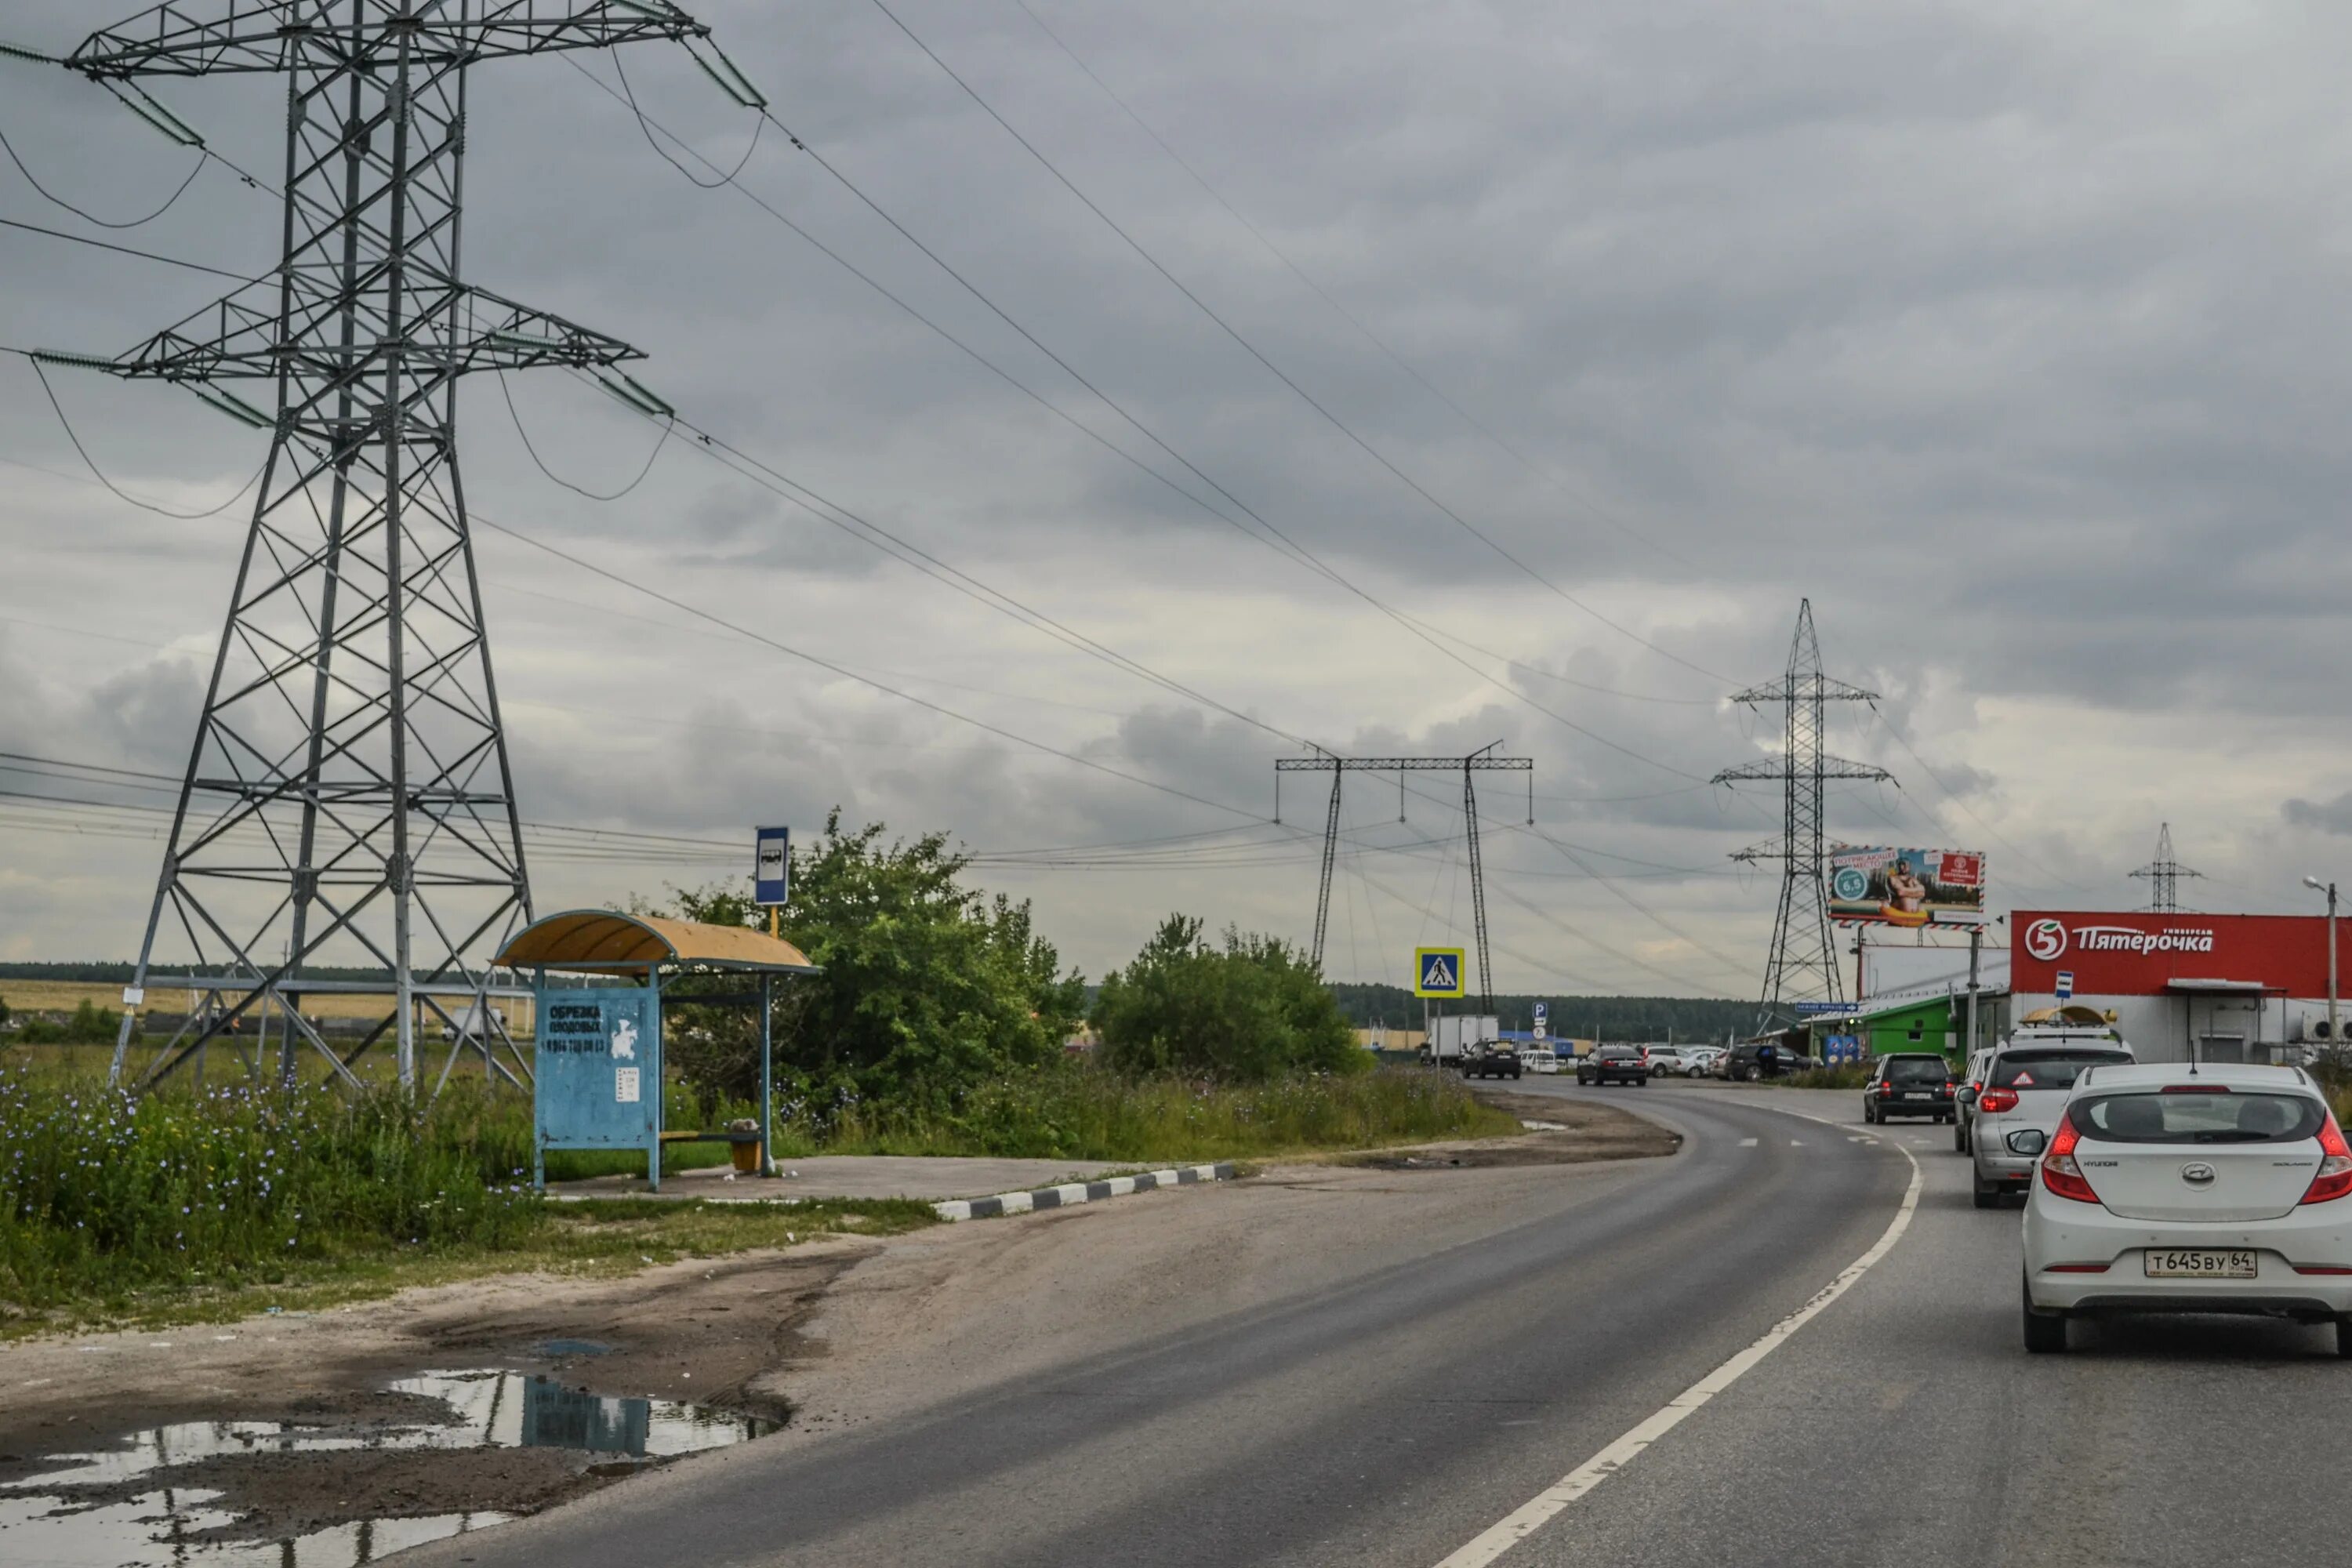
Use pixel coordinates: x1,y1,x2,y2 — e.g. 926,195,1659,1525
2306,877,2339,1053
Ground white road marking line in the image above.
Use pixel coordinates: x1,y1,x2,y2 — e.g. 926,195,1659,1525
1789,1139,1804,1146
1737,1138,1758,1148
1432,1138,1922,1568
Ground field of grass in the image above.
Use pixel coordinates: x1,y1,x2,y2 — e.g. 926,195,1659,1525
0,979,430,1023
786,1065,1522,1163
0,1065,929,1334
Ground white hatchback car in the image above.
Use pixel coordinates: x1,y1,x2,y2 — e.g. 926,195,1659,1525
1519,1047,1560,1075
2020,1063,2352,1355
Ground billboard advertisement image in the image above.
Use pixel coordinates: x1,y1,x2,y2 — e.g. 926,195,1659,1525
1827,846,1987,927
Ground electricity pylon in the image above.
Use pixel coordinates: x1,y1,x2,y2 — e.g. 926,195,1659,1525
2129,822,2203,913
1275,744,1532,1010
42,2,753,1094
1712,601,1892,1030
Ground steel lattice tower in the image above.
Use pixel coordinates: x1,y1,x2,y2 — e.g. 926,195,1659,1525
2129,822,2203,913
1713,601,1892,1030
53,2,727,1093
1275,745,1531,1008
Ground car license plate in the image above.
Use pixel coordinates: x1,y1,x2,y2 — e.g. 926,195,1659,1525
2143,1249,2256,1279
1900,1092,1926,1100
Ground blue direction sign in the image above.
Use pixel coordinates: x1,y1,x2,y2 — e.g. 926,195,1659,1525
1795,1000,1853,1017
755,826,790,907
1415,947,1467,999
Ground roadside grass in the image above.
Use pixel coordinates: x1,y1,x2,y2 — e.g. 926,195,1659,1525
0,1067,931,1334
785,1065,1521,1163
1,1196,933,1340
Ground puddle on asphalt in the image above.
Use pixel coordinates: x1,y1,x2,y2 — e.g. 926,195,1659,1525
0,1368,775,1568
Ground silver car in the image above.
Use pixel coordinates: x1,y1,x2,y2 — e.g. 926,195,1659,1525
1965,1042,2134,1208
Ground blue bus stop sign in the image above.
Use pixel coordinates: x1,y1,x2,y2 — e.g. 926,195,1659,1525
535,987,660,1181
755,826,790,908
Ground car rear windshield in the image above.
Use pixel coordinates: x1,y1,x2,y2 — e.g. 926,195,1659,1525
1884,1058,1949,1084
1596,1047,1637,1058
1991,1050,2130,1089
2070,1091,2325,1144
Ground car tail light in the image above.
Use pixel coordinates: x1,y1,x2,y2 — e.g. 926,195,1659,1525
2039,1118,2100,1204
2300,1113,2352,1206
2042,1262,2110,1273
1979,1087,2020,1114
1877,1083,1893,1097
2292,1264,2352,1276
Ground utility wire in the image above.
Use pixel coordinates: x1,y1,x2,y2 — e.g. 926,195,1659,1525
1005,0,1704,579
1863,702,2092,894
17,353,265,520
569,55,1715,782
0,213,246,278
469,512,1267,823
496,368,673,502
865,0,1730,688
0,122,205,228
609,47,766,188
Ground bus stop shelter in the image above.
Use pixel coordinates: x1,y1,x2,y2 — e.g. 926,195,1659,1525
495,909,819,1192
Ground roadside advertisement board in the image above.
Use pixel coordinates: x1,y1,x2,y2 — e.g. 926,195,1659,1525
1827,846,1987,927
2013,911,2349,998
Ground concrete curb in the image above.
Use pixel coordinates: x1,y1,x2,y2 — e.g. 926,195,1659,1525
933,1163,1236,1221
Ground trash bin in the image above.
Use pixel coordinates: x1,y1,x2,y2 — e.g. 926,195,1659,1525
728,1118,762,1174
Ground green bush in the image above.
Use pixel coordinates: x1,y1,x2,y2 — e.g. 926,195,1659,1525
643,811,1083,1112
1092,915,1359,1081
0,1071,542,1316
13,1000,121,1047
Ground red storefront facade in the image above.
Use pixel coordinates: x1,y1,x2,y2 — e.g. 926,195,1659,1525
2009,911,2352,1065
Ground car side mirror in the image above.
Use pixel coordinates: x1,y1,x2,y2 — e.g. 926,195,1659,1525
2006,1128,2047,1156
1956,1086,1978,1106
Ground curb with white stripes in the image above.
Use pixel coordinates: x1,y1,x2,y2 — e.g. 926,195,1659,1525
933,1163,1236,1221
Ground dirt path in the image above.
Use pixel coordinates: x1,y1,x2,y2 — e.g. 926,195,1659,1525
0,1097,1673,1551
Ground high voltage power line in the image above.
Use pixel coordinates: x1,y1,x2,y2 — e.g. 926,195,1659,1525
862,0,1732,688
0,13,1854,1004
550,49,1731,776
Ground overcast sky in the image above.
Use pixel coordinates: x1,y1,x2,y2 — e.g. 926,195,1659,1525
5,0,2350,999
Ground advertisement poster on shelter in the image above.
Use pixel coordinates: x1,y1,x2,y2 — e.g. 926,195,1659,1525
1826,846,1986,927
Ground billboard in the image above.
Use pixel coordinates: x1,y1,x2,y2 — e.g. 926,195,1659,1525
1827,846,1986,927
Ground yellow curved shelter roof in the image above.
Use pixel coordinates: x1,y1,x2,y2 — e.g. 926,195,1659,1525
495,909,818,975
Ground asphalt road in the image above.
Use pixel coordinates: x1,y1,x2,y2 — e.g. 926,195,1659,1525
405,1083,2352,1567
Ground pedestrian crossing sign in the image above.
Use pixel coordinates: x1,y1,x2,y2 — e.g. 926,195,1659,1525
1415,947,1467,998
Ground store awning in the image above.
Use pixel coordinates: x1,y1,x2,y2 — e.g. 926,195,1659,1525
494,909,819,975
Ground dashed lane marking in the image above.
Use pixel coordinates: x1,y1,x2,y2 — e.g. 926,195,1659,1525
1431,1130,1922,1568
1737,1138,1758,1148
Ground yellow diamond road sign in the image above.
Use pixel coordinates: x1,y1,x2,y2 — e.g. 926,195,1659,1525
1414,947,1466,998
